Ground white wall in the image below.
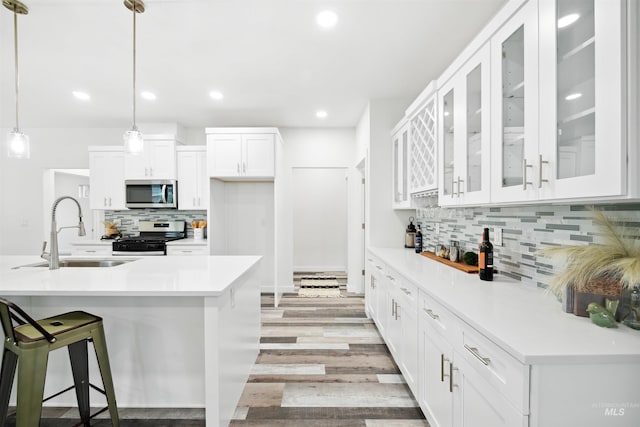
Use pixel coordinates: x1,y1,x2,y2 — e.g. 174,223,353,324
0,127,123,255
360,98,416,249
278,128,358,291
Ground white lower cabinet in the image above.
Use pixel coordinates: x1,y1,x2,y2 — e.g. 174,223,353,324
418,291,528,427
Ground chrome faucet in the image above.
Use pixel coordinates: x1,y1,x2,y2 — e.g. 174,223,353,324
41,196,86,270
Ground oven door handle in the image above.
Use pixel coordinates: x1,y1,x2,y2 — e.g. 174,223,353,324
161,184,167,204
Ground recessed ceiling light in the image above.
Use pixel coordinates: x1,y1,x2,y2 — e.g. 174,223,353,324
72,91,90,101
317,10,338,28
141,91,156,100
316,110,328,118
209,91,224,100
558,13,580,28
565,93,582,101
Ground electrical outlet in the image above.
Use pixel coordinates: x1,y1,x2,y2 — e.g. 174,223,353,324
494,228,503,246
435,223,440,235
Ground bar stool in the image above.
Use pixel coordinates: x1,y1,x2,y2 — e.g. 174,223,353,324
0,297,120,427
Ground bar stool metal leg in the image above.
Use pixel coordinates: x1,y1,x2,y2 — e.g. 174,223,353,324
91,327,120,427
68,339,91,426
16,346,49,427
0,348,18,426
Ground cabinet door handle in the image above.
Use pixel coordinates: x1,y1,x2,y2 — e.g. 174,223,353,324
391,299,395,317
145,167,148,177
457,177,464,196
440,354,447,382
149,167,153,176
538,154,549,188
193,197,196,206
451,175,457,197
197,197,201,206
243,162,246,173
449,362,456,393
108,197,112,206
464,344,491,366
423,308,439,320
237,163,240,173
104,197,107,207
522,158,533,190
395,301,399,320
86,250,96,253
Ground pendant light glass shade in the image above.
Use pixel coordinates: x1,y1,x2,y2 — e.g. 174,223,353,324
5,0,30,159
123,128,144,155
6,129,30,159
123,0,145,155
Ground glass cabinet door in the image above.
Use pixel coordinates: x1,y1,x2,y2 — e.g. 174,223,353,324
466,64,482,194
556,0,595,180
538,0,625,199
392,122,411,209
441,88,455,200
490,0,539,203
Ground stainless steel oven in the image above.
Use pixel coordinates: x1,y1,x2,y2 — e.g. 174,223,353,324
125,180,177,209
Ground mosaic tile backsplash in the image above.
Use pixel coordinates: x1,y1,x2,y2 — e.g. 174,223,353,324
415,203,640,288
104,210,207,238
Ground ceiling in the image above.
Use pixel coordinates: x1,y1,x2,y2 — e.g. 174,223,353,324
0,0,506,130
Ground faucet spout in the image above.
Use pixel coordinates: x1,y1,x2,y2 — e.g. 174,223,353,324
48,196,85,270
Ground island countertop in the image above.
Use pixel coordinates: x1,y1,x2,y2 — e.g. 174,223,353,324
0,255,261,297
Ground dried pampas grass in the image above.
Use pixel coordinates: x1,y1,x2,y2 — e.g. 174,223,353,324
538,210,640,296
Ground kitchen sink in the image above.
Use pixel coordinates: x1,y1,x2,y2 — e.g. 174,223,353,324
13,258,138,269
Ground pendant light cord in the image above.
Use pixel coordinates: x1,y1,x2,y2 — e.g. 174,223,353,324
13,8,20,130
132,0,137,130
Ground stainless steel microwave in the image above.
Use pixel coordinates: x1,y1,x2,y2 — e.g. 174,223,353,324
125,180,178,209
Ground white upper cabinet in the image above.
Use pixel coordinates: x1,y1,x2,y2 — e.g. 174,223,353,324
392,119,411,209
490,0,539,204
89,148,126,210
538,0,626,200
124,138,177,180
408,85,438,194
177,146,208,210
439,44,492,206
207,131,275,179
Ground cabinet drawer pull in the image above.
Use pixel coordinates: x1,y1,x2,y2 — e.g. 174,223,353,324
386,275,395,281
367,258,373,262
449,362,455,393
464,344,491,366
375,265,382,270
423,308,439,320
400,288,411,295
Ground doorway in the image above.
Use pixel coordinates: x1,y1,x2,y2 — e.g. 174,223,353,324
292,167,348,272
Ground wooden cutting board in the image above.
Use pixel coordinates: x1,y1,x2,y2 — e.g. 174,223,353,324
420,251,479,274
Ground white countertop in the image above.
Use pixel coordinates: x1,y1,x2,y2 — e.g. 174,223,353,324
0,255,260,297
370,247,640,364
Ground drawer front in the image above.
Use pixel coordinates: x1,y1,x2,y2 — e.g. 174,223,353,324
396,277,418,311
419,291,459,343
460,324,529,413
167,246,209,256
72,247,112,256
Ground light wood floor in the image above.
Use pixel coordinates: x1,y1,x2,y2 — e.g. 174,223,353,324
230,291,430,426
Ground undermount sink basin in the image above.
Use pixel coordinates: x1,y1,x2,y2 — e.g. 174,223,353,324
13,258,138,269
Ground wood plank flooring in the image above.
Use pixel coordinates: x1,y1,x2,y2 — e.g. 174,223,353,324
230,291,429,426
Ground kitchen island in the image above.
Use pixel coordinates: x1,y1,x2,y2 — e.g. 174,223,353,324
0,255,262,427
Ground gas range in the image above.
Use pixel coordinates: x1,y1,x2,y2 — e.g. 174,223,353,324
112,221,186,256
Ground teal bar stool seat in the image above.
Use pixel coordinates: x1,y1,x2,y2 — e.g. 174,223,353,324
0,297,120,427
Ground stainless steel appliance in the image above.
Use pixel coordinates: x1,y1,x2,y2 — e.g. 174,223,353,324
125,180,178,209
112,220,185,256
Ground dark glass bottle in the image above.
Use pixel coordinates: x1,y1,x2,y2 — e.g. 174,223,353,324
415,225,423,253
479,227,493,281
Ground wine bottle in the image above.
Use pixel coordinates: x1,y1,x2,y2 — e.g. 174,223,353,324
479,227,493,281
415,225,423,253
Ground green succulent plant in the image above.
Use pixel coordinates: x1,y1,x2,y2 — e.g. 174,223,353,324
538,210,640,296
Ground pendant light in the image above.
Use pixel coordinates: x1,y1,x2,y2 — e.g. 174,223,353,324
4,0,30,159
123,0,145,155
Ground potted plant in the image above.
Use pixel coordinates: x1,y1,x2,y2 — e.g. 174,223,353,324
538,210,640,322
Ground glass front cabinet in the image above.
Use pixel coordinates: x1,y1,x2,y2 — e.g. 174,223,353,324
392,119,411,209
438,44,491,206
538,0,627,200
490,0,627,203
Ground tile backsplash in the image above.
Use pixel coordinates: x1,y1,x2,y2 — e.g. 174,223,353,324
104,210,207,238
415,203,640,288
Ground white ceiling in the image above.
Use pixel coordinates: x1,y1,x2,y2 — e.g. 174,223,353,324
0,0,506,129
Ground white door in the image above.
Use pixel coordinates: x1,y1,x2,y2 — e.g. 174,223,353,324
292,167,347,272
